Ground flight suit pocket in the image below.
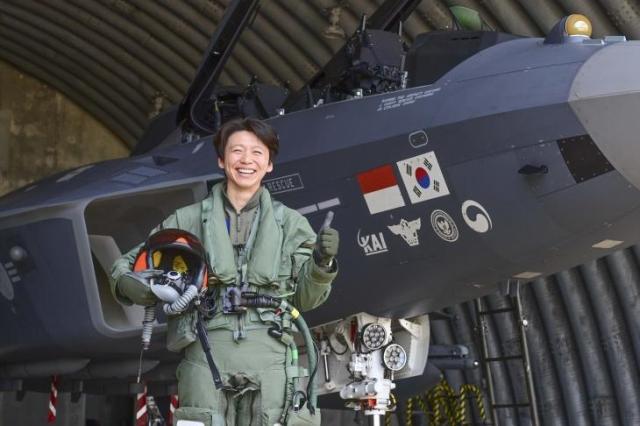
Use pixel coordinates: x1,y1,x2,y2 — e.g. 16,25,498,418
166,310,197,353
174,406,214,426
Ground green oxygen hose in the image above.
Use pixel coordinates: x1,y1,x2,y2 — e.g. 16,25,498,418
240,294,318,415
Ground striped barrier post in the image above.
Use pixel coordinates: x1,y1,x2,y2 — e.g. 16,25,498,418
135,385,148,426
168,394,179,425
47,375,58,423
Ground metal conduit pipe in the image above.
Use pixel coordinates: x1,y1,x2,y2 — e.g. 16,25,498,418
229,41,281,86
69,0,196,79
182,0,257,82
485,293,530,426
515,0,565,34
265,0,337,65
556,0,618,37
4,1,184,102
556,269,620,426
129,0,210,62
532,277,591,425
580,259,640,425
449,303,484,385
519,282,568,426
0,14,149,124
0,38,144,144
49,0,193,86
23,1,189,99
0,2,160,103
237,30,305,88
0,50,136,148
442,0,503,31
449,303,488,425
0,27,148,132
605,249,640,376
597,0,640,39
477,0,542,36
184,0,281,87
219,70,237,86
222,56,254,87
430,313,467,391
159,0,252,86
101,0,201,71
481,295,519,426
416,0,458,30
244,6,321,82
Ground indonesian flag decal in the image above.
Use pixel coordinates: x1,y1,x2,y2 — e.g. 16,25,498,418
357,164,406,214
396,151,450,204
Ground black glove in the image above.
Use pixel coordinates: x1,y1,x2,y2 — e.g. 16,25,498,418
116,269,163,306
314,227,339,268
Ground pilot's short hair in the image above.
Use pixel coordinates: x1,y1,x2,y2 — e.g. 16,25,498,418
213,117,279,161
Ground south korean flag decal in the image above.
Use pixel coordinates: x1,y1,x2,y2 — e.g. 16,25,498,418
396,151,450,204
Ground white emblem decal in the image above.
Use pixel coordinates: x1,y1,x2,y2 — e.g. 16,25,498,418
388,218,421,247
430,210,459,242
357,230,389,256
461,200,493,233
396,151,450,204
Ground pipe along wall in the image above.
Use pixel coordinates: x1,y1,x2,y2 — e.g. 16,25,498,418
431,245,640,426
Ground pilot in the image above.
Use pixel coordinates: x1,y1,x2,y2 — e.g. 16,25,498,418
110,117,339,425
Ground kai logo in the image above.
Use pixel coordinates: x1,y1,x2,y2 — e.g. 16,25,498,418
388,218,421,247
357,230,388,256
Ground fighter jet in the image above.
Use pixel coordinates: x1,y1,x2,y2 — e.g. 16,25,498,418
1,0,639,419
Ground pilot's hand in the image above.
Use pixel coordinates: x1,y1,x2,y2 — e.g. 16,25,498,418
116,270,163,306
314,227,339,268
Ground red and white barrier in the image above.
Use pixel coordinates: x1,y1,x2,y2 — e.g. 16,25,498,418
135,385,148,426
168,394,179,425
47,375,58,423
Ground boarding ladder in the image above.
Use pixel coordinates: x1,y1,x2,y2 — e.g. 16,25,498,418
474,280,540,426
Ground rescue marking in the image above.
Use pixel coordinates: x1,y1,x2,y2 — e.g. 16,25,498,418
264,173,304,194
430,210,459,242
357,230,388,255
592,239,623,249
357,165,405,214
397,151,449,204
461,200,493,233
388,218,421,247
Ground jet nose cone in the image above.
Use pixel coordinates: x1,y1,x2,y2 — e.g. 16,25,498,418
570,41,640,189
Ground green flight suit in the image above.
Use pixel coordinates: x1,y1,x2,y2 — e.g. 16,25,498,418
111,182,337,425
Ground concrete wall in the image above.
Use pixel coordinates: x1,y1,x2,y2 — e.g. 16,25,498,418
0,59,129,197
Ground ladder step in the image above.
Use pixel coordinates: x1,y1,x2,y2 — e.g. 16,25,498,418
478,307,515,315
492,403,531,409
485,355,523,362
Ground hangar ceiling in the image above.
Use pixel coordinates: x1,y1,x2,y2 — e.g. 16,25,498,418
0,0,638,149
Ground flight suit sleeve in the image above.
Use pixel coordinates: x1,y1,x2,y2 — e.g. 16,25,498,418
109,212,179,305
291,244,338,312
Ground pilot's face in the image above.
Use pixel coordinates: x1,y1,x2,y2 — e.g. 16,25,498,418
218,130,273,194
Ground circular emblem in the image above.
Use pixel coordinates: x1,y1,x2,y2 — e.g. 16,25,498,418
461,200,493,233
430,209,459,242
415,167,431,189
